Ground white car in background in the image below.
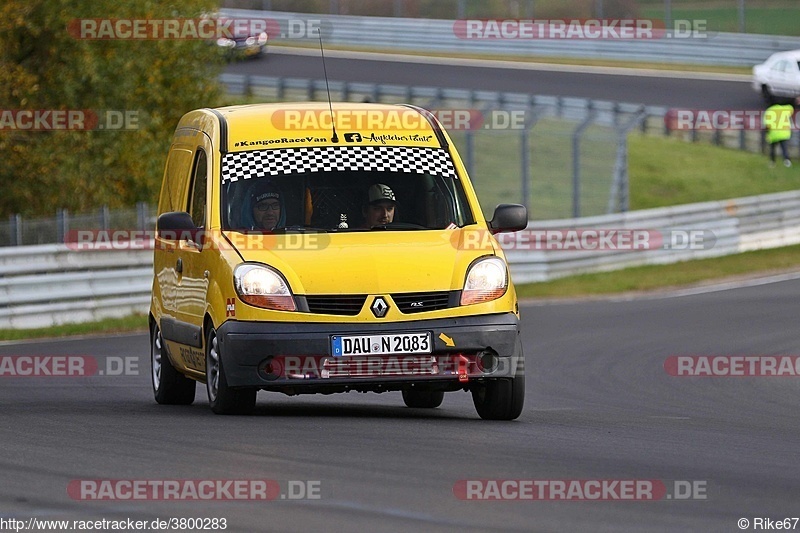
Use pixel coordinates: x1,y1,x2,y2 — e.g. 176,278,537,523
753,50,800,103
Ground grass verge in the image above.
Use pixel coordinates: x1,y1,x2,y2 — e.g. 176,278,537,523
639,5,800,37
628,134,800,210
0,314,148,342
515,244,800,299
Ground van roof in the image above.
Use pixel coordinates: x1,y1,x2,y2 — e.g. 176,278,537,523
206,102,446,153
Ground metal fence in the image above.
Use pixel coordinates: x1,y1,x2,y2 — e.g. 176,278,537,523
0,203,155,248
222,73,796,221
222,73,656,220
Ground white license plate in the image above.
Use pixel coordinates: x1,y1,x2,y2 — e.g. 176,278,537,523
331,333,432,356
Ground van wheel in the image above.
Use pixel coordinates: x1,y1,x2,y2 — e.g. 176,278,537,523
206,328,256,415
471,340,524,420
151,322,195,405
402,389,444,408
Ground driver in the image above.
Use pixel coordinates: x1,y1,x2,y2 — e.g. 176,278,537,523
363,183,396,227
251,182,285,230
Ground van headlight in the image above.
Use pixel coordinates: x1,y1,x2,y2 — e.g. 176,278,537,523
460,257,508,306
234,264,296,311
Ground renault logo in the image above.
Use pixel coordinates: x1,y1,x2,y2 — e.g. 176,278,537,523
370,297,389,318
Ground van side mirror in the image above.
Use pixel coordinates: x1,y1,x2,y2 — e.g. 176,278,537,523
157,211,198,241
488,204,528,234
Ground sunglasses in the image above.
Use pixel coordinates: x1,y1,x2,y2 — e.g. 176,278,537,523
254,202,280,212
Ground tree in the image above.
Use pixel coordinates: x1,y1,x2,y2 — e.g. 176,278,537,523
0,0,223,217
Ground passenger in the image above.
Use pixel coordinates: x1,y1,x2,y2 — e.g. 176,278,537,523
363,183,396,227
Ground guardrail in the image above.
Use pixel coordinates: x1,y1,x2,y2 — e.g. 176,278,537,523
223,8,800,67
0,245,153,329
3,190,800,328
510,190,800,283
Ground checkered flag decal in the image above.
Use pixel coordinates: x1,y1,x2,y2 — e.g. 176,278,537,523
222,146,457,183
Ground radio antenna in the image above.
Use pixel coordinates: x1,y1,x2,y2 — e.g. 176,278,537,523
318,29,338,143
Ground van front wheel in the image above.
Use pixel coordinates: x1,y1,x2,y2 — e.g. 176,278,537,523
206,328,256,415
471,340,524,420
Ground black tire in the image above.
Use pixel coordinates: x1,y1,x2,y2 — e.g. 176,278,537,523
402,389,444,409
205,327,256,415
471,340,525,420
151,321,196,405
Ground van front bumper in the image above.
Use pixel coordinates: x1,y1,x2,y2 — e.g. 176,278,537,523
216,313,521,392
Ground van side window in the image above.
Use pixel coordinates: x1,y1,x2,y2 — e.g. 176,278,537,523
159,147,194,214
188,149,208,228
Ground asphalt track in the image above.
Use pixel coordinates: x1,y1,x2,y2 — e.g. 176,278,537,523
225,48,761,110
2,278,800,532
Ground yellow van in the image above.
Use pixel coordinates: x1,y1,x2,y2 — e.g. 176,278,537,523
150,102,527,419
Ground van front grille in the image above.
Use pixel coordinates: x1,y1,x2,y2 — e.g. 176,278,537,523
392,291,453,314
305,295,367,316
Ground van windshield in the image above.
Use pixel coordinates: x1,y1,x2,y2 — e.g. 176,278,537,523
220,146,475,232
